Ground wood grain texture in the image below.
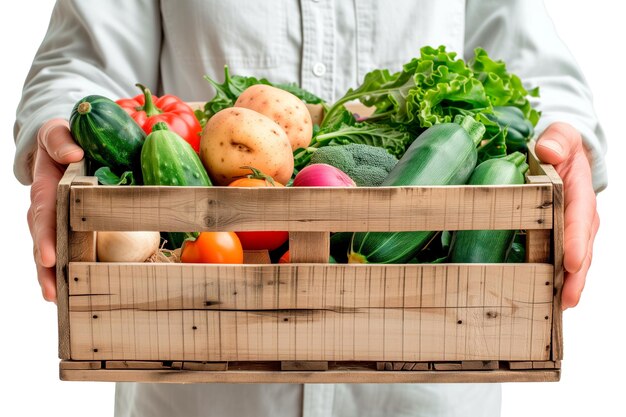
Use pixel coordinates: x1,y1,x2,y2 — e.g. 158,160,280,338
56,160,87,359
528,142,564,360
69,183,554,233
289,232,329,263
67,263,553,362
525,176,551,263
59,366,560,383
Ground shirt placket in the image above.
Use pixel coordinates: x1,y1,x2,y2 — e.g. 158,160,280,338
300,0,336,102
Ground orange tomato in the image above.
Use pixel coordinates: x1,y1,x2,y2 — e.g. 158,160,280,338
278,250,290,264
180,232,243,264
229,167,289,251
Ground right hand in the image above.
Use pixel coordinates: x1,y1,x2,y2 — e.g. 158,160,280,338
27,119,84,302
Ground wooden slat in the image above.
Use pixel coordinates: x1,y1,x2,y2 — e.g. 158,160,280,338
56,160,87,359
59,367,560,384
67,263,553,362
289,232,329,263
68,263,553,309
243,250,271,264
69,183,553,232
526,175,551,263
60,360,101,370
528,142,564,361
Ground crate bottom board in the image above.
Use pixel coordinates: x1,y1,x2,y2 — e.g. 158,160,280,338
60,360,560,383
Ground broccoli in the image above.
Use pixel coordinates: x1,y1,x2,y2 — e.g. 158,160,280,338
308,143,398,186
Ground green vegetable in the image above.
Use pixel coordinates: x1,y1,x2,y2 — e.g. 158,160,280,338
321,45,539,155
69,95,146,177
140,123,211,187
348,115,485,264
140,122,211,250
94,167,135,185
308,143,398,186
486,106,535,153
448,152,529,263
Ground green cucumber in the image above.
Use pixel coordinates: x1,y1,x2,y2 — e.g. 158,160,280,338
141,122,211,249
349,115,485,264
448,152,529,263
140,122,211,186
69,95,146,175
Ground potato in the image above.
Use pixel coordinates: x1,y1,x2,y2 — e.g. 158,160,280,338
234,84,313,151
200,107,294,185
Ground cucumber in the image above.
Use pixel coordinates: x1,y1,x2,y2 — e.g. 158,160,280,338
349,115,485,264
486,106,534,153
140,123,211,186
448,152,529,263
141,122,211,249
69,95,146,175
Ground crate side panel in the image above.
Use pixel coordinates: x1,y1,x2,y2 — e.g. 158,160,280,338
70,184,553,232
69,263,552,362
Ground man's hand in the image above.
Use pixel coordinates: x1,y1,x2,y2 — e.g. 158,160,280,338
535,122,600,310
27,119,84,302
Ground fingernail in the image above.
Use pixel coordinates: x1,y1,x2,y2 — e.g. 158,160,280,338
541,140,563,157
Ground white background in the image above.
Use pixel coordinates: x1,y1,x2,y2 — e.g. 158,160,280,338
0,1,623,416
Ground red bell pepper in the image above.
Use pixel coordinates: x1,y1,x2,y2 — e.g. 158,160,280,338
116,84,202,152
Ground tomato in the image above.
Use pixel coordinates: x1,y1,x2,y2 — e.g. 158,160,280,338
180,232,243,264
229,167,289,251
278,250,290,264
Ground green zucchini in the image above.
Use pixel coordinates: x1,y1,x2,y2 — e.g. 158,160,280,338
448,152,529,263
141,122,211,249
348,115,485,264
69,95,146,175
486,106,534,153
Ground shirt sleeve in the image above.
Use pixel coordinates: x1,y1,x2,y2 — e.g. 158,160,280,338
464,0,608,193
13,0,162,185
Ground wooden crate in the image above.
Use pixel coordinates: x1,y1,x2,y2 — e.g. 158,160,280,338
56,142,563,383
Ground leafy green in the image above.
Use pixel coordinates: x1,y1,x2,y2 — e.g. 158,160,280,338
95,167,135,185
321,45,540,160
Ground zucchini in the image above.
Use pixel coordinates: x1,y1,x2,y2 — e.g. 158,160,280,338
448,152,529,263
69,95,146,175
349,115,485,264
486,106,534,153
141,122,211,249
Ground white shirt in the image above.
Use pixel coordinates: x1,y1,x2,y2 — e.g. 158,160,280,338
14,0,607,191
13,1,607,416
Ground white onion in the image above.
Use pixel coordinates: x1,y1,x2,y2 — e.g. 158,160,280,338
96,231,161,262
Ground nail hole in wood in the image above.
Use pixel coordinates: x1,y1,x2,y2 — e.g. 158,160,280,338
545,316,549,320
93,348,98,353
486,311,498,319
81,217,86,222
545,281,550,286
74,277,79,282
92,315,98,319
75,198,81,203
192,326,197,330
283,318,289,322
457,320,463,325
537,219,544,224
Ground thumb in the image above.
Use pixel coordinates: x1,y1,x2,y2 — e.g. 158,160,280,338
534,122,582,166
37,118,84,165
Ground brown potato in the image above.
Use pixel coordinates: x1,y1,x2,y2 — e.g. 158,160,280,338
200,107,294,185
234,84,313,151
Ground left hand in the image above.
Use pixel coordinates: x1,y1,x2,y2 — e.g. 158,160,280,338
534,122,600,310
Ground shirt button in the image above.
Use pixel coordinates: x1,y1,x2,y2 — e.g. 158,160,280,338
312,62,326,77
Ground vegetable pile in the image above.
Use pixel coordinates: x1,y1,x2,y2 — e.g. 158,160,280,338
68,45,540,265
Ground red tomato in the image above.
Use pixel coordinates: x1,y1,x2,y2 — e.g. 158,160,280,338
180,232,243,264
229,167,289,251
278,250,290,264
